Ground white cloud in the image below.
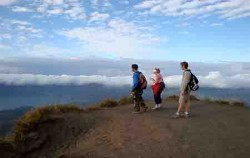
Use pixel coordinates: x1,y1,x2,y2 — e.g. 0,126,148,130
0,18,43,44
134,0,250,20
0,34,11,39
59,19,164,58
91,0,112,9
0,72,250,89
44,0,64,5
210,23,224,27
24,0,87,20
0,74,132,86
10,19,31,25
16,25,42,33
134,0,159,9
0,0,16,6
120,0,129,5
63,3,86,20
176,22,190,27
199,72,250,88
24,44,70,57
0,44,10,50
11,6,33,12
17,36,28,42
89,12,110,22
91,0,99,8
47,8,63,15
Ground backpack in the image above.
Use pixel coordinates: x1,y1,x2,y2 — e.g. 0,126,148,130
186,70,199,91
160,79,166,91
138,72,147,90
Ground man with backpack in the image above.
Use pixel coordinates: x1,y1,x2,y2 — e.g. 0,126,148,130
131,64,148,114
172,61,199,118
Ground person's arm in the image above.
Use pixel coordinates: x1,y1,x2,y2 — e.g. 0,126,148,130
132,73,139,92
181,71,191,94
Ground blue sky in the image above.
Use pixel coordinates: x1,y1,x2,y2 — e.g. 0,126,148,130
0,0,250,62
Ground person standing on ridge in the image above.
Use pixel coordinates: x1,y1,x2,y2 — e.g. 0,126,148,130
151,68,165,110
172,61,192,118
131,64,148,114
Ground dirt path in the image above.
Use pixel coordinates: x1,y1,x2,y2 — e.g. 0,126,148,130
62,101,250,158
63,101,190,158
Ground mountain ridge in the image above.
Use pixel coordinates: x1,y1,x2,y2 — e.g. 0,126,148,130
0,96,249,158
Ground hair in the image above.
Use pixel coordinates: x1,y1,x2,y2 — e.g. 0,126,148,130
154,68,160,73
180,61,189,69
131,64,138,70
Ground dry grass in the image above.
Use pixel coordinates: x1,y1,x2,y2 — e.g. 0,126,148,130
9,99,120,143
165,95,245,107
118,96,133,105
204,98,246,107
165,95,200,101
12,105,83,142
165,95,180,101
85,104,102,111
99,99,118,108
0,137,15,152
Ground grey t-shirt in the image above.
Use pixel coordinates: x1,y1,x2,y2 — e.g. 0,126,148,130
180,70,191,92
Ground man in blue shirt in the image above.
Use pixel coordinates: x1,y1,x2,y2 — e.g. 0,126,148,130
131,64,148,113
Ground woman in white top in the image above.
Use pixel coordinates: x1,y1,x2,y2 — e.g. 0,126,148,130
151,68,164,110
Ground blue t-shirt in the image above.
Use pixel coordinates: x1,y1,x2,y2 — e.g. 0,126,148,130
132,72,140,91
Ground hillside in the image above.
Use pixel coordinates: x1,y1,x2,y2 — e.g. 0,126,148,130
1,97,250,158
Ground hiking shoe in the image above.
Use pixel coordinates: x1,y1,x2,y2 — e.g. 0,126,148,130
171,113,180,119
184,113,191,118
152,106,158,110
132,111,141,114
143,106,148,112
179,113,185,117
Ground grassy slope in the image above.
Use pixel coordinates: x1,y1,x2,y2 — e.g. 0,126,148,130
1,98,250,158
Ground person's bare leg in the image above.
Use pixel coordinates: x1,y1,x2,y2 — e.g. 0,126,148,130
177,102,183,114
185,101,190,113
184,100,191,118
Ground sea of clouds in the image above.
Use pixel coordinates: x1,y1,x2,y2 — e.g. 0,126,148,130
0,57,250,89
0,71,250,89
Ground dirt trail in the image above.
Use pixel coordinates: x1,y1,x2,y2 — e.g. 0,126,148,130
62,101,250,158
63,101,193,158
2,100,250,158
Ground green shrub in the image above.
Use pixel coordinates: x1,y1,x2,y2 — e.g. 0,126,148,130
118,96,133,105
99,99,118,108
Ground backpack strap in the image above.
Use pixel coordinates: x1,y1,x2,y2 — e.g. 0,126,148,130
183,69,192,91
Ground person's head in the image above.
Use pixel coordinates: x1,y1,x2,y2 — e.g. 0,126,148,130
180,61,188,70
131,64,138,72
153,68,160,75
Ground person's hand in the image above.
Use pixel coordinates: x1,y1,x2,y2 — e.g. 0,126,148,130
130,91,135,96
